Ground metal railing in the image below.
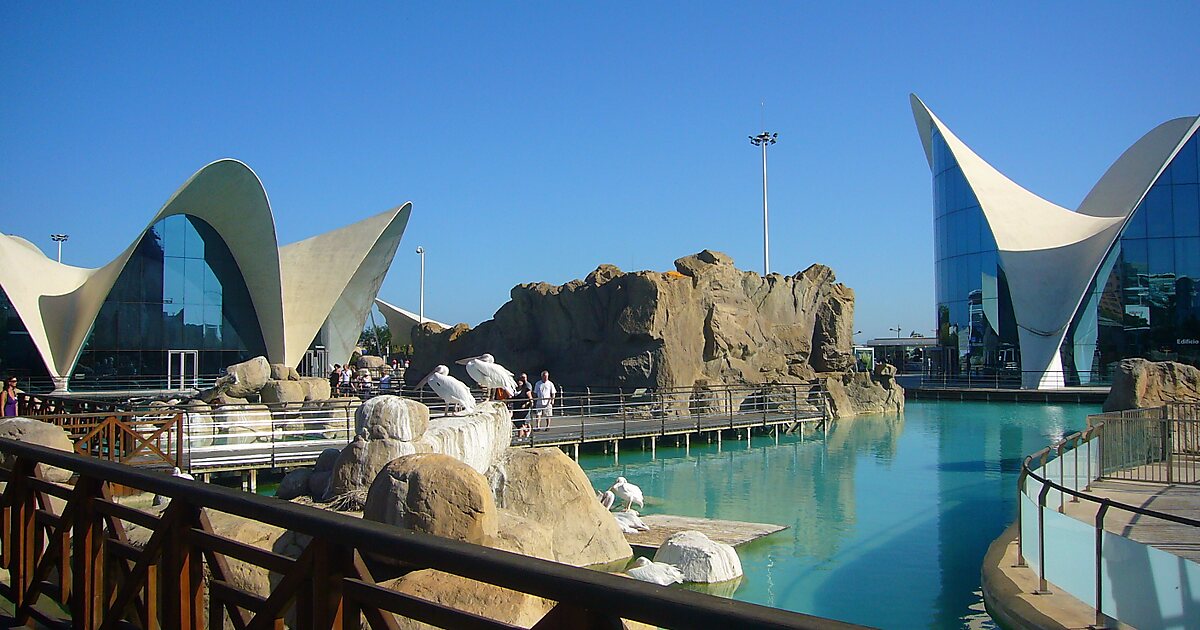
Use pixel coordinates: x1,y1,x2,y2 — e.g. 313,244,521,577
0,438,866,629
916,370,1111,390
1016,414,1200,629
1087,403,1200,484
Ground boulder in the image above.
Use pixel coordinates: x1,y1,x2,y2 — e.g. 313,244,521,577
363,454,498,546
313,447,342,472
222,356,271,398
269,363,300,381
1103,358,1200,412
299,399,355,440
409,250,855,390
356,396,429,441
487,448,632,568
181,399,217,449
308,470,332,500
212,404,273,445
357,355,387,370
0,417,76,482
299,377,332,401
821,371,904,418
276,469,313,500
381,570,554,630
652,531,742,583
326,435,426,499
491,511,555,561
414,402,511,474
260,380,305,404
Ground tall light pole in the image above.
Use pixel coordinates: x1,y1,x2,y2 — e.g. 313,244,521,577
415,246,425,324
749,131,778,276
51,234,69,263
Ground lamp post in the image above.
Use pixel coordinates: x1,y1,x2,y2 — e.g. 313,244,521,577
51,234,69,263
749,131,778,276
415,246,425,324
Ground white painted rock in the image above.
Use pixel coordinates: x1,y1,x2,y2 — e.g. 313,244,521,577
415,401,511,474
652,531,742,583
355,396,429,441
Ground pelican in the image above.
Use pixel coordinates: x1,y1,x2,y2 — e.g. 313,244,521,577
171,467,195,481
613,510,649,532
597,490,616,510
609,477,644,511
455,354,517,398
415,365,476,414
626,557,683,586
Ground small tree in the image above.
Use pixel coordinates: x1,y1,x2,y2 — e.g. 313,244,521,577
358,325,392,357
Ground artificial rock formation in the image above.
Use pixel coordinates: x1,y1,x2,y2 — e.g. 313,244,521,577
410,250,855,390
363,454,498,546
652,531,743,584
1104,358,1200,412
0,417,75,482
821,363,905,418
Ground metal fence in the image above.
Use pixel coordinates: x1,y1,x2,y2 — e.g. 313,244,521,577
1087,403,1200,484
916,370,1112,390
1016,413,1200,629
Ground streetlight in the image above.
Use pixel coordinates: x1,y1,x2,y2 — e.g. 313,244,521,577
51,234,69,263
749,131,778,276
415,246,425,324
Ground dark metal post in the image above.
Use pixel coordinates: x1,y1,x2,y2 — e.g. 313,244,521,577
620,389,627,439
1095,501,1111,629
1036,482,1051,594
1015,461,1028,567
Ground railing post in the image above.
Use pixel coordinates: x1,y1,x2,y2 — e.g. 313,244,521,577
1058,442,1066,513
1095,501,1111,630
70,477,105,629
620,389,627,439
660,392,666,437
727,389,734,430
9,459,36,611
1036,482,1051,594
1015,460,1028,567
163,501,204,629
1165,414,1174,484
1071,437,1080,502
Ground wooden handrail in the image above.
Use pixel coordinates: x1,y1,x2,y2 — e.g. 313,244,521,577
0,438,868,629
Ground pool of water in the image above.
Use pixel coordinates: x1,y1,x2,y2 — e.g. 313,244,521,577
579,400,1096,629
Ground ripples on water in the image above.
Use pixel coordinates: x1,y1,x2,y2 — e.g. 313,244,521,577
580,400,1096,629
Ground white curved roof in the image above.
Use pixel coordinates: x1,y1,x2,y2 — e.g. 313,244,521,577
0,159,412,382
374,298,449,347
911,95,1199,388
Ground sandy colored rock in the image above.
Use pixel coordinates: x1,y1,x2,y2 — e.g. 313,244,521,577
357,355,387,369
299,376,332,401
222,356,271,398
327,435,425,498
270,363,300,381
356,395,429,441
212,404,272,445
363,453,498,546
1103,358,1200,412
410,250,854,390
381,570,555,630
820,371,904,418
487,448,632,567
0,417,76,482
490,510,555,561
653,531,742,583
260,380,306,404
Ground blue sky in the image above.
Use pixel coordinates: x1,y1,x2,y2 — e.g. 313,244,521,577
2,3,1197,341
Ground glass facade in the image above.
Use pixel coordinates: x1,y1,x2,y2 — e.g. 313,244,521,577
1065,132,1200,380
0,287,50,382
931,129,1020,377
72,214,266,387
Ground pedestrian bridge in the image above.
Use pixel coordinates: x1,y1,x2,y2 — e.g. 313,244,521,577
21,382,830,480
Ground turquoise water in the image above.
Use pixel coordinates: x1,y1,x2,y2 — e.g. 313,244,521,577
580,400,1096,629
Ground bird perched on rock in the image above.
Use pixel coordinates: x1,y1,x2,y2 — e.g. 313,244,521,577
626,557,684,586
609,477,644,511
415,365,476,414
455,354,517,399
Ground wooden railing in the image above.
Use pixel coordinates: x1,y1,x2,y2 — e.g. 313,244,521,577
16,392,118,416
27,411,185,470
0,438,867,629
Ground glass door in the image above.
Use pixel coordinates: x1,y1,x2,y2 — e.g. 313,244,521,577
167,350,199,389
303,347,328,378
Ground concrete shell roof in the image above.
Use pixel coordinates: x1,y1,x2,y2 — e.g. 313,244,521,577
0,159,412,381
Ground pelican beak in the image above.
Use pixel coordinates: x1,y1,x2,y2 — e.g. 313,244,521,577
414,373,434,389
454,357,473,365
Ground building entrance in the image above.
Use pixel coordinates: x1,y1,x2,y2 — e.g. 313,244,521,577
167,350,199,390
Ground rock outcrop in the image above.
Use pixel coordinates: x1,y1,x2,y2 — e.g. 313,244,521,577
0,417,75,482
381,570,555,630
1103,358,1200,412
364,454,498,546
487,448,632,568
652,531,742,583
222,356,272,399
410,250,855,390
821,363,905,418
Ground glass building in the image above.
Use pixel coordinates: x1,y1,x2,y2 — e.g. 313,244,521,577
914,95,1199,388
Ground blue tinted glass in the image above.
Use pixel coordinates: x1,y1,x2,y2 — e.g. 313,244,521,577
1170,135,1198,185
1173,184,1199,237
163,304,183,347
164,215,185,255
183,258,205,305
1124,202,1148,239
183,219,204,258
1147,238,1174,276
163,257,184,306
1177,238,1200,281
1144,185,1174,238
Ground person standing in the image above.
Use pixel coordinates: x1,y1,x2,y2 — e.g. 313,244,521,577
329,365,343,396
1,377,19,417
340,365,353,396
532,370,556,432
510,373,533,438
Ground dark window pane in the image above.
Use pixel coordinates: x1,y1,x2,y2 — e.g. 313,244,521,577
1173,184,1199,237
1170,136,1198,185
1145,185,1174,238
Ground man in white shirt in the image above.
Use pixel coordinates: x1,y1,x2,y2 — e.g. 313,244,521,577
532,370,556,432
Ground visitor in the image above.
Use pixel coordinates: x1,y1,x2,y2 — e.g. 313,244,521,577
358,369,374,395
328,365,343,396
511,373,533,438
379,367,393,393
1,376,19,417
532,370,556,432
340,365,353,395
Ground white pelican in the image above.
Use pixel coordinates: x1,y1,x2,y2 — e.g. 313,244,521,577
171,467,195,481
597,490,616,510
614,510,649,532
455,354,517,398
415,365,476,414
609,477,644,511
626,557,683,586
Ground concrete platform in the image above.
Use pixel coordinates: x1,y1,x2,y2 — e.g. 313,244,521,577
622,514,786,552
